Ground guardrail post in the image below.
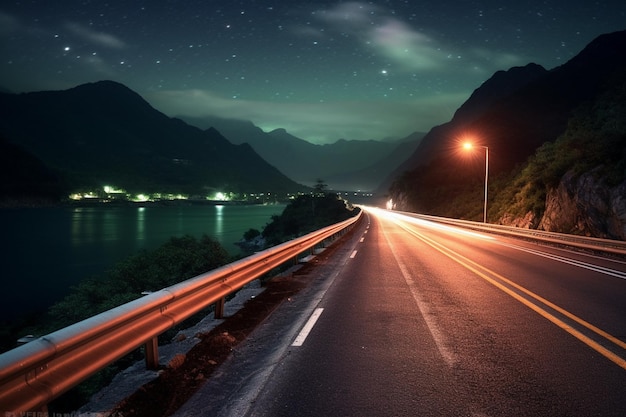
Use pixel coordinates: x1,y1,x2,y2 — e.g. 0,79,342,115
145,337,159,370
214,297,225,319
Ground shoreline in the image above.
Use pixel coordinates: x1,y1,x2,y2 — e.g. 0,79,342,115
0,198,288,209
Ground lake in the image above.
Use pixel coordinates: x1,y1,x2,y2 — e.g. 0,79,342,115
0,203,285,319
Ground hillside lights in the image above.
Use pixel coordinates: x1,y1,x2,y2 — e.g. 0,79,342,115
463,142,489,223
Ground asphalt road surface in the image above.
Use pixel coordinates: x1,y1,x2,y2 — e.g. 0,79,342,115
174,207,626,417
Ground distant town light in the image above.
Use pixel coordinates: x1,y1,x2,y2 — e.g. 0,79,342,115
103,185,126,194
133,194,150,202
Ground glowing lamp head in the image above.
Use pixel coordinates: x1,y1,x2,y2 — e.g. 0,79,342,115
463,142,473,150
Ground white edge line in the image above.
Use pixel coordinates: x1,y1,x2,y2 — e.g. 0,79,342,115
381,222,457,367
291,308,324,346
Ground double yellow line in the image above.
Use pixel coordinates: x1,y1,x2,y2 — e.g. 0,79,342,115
398,221,626,371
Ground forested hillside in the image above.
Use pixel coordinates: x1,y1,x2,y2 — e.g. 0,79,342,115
387,30,626,239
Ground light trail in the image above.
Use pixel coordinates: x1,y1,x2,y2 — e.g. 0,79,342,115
392,218,626,371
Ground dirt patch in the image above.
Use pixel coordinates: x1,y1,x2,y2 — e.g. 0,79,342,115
111,246,339,417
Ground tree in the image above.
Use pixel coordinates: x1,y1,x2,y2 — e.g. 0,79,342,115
313,178,328,196
261,193,358,246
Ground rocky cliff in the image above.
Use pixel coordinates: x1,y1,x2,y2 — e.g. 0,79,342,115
500,168,626,240
538,169,626,239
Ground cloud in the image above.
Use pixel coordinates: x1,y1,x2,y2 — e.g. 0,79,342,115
310,2,525,74
65,22,126,49
311,2,448,72
145,88,466,144
0,12,126,49
320,1,378,27
372,20,443,70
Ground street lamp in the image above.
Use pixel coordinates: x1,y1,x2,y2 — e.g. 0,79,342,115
463,142,489,223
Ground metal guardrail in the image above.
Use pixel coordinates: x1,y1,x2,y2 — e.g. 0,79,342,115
402,212,626,256
0,211,362,413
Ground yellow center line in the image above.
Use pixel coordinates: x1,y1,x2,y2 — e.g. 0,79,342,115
396,220,626,371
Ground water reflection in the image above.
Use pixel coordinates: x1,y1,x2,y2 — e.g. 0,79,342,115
215,205,224,236
137,207,146,241
103,209,118,242
71,207,97,246
2,204,285,319
71,207,126,246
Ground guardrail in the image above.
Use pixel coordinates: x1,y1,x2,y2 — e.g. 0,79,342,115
401,212,626,256
0,211,362,413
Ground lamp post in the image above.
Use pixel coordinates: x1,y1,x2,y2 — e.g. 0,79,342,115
463,142,489,223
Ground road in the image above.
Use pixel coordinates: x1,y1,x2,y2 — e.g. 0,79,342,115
174,207,626,417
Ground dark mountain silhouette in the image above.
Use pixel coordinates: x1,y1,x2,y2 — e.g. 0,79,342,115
0,136,68,204
180,114,417,191
452,63,548,122
381,30,626,194
378,63,549,193
325,132,423,191
0,81,303,199
384,30,626,226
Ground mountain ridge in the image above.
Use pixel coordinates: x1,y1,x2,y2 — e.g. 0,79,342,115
0,81,304,200
180,114,419,190
385,30,626,238
381,30,626,195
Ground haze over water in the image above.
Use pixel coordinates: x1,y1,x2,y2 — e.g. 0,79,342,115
1,204,284,320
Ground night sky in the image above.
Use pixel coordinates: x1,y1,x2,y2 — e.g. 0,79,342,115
1,1,625,144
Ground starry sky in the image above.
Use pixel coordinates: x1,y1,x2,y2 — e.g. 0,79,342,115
1,1,625,144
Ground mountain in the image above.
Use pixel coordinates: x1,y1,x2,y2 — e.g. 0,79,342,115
0,136,68,205
0,81,304,200
378,63,549,194
498,70,626,239
325,132,423,191
385,30,626,238
452,63,548,122
382,31,626,195
180,115,418,191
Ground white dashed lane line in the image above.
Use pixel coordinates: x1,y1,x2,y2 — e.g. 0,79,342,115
291,308,325,347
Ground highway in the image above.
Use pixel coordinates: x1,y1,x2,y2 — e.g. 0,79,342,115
174,207,626,417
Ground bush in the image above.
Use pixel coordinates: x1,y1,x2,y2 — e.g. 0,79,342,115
31,235,231,338
243,228,261,240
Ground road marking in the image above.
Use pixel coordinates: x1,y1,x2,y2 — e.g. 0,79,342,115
398,221,626,371
292,308,324,347
359,237,365,242
497,242,626,280
350,250,358,258
381,224,458,367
